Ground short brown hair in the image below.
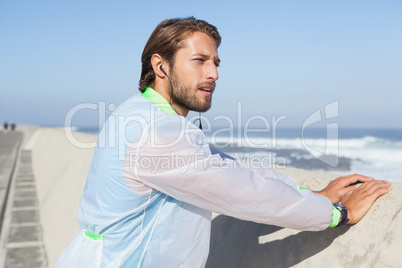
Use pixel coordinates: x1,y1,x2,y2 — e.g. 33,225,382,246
139,17,221,92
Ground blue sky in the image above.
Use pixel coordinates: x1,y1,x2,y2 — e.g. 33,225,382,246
1,0,401,129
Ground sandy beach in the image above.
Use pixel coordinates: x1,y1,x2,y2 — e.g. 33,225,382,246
2,126,401,267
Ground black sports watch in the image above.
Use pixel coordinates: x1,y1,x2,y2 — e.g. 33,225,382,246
333,203,349,227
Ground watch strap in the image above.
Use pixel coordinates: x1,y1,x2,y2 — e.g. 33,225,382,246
333,203,349,227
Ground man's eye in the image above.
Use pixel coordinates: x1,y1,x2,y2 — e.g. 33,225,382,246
195,58,205,62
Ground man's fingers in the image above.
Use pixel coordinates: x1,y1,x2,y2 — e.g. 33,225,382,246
374,184,393,198
348,181,392,210
335,174,373,188
344,174,374,185
360,180,392,198
320,174,384,204
337,179,366,196
343,184,359,195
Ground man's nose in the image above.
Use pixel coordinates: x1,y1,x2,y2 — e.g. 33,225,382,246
206,62,219,81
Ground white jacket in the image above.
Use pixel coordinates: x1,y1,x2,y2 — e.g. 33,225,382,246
57,88,332,267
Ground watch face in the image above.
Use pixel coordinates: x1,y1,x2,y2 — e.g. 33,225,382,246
334,203,345,211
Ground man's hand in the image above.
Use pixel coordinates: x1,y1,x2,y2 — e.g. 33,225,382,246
340,180,392,224
315,174,374,203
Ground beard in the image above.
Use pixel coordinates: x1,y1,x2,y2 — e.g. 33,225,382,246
169,69,214,113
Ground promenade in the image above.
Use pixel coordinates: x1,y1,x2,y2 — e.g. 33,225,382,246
0,127,401,267
0,131,48,268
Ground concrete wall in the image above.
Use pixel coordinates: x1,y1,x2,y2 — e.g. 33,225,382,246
207,168,402,268
25,127,402,267
25,128,96,267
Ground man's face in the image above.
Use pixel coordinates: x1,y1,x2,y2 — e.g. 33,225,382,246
169,32,220,113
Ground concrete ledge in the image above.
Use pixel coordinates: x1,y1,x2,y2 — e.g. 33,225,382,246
24,128,96,267
24,127,401,267
208,168,402,267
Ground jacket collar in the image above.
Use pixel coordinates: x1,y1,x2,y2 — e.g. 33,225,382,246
141,87,177,115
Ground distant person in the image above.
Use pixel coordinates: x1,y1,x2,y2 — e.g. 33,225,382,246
57,17,392,267
10,123,16,132
3,122,8,132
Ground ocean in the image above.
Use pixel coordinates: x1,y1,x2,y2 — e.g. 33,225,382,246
76,126,402,183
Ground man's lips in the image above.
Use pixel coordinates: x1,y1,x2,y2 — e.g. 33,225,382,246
198,84,215,94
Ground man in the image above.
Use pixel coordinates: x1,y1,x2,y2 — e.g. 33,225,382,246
57,17,392,267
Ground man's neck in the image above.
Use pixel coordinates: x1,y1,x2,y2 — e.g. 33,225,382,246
152,84,189,117
170,103,189,117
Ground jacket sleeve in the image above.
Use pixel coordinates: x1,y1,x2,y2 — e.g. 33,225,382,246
209,146,301,190
125,113,332,231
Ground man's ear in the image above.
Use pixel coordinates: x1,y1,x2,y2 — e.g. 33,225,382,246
151,54,168,78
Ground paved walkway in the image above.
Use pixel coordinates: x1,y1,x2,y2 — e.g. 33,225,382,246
0,132,48,267
0,132,23,230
